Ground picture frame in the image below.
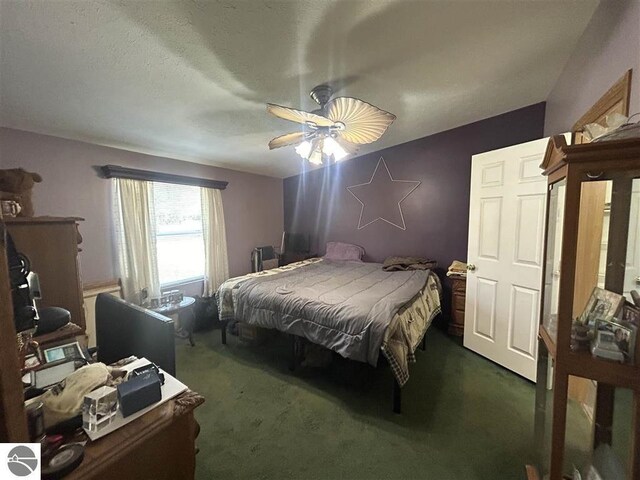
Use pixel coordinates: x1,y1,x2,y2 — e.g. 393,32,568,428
579,287,625,327
23,353,41,370
620,302,640,327
593,318,636,364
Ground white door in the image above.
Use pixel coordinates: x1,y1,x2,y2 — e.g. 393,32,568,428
464,138,549,381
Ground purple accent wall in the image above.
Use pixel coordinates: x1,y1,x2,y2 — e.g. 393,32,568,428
0,127,284,285
545,0,640,135
283,103,545,278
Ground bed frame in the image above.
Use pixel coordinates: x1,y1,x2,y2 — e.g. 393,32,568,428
219,321,428,414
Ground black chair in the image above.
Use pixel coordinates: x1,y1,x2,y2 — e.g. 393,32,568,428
251,245,278,272
95,293,176,377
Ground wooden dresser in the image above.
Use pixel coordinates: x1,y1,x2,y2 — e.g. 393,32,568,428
68,391,204,480
448,277,466,336
4,217,86,332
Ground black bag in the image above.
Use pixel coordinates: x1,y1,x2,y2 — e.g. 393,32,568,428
192,295,219,331
6,230,38,333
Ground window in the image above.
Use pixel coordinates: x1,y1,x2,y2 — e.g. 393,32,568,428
152,182,205,286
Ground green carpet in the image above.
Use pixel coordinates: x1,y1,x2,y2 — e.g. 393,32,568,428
175,327,590,480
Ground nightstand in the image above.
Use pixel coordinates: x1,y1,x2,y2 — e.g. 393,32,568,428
448,277,466,336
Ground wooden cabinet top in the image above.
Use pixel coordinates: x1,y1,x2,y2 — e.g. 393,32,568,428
541,135,640,175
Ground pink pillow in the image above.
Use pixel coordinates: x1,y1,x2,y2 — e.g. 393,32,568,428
324,242,365,262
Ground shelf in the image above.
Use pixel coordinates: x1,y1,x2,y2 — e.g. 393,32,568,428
565,349,639,390
539,324,557,360
540,323,639,389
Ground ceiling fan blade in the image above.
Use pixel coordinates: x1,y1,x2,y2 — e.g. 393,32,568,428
326,97,396,144
267,103,334,127
334,136,359,155
268,131,307,150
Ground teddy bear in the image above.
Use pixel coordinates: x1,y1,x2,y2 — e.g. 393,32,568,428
0,168,43,217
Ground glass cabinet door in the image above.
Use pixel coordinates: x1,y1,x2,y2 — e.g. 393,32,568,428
563,174,639,480
535,178,566,478
573,176,639,364
542,179,566,343
623,178,640,303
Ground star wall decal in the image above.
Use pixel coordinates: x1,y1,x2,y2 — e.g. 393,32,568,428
346,157,420,230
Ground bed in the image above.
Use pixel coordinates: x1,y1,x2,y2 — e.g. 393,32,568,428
217,257,442,412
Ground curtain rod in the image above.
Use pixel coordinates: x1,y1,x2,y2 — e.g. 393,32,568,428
100,165,228,190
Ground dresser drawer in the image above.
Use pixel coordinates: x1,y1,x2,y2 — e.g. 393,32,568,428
448,277,466,337
452,279,466,294
453,293,466,312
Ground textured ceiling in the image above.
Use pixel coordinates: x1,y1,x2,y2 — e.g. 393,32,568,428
0,1,598,178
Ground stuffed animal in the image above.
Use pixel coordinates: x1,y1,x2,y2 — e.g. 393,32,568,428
0,168,42,217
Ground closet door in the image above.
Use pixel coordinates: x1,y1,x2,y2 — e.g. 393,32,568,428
464,137,549,381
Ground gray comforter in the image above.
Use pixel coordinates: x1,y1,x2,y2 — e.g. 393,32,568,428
227,259,429,366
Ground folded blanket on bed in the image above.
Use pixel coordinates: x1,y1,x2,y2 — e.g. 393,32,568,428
382,256,437,271
381,273,441,386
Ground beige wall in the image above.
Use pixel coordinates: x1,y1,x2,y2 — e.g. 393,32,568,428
545,0,640,135
0,127,284,285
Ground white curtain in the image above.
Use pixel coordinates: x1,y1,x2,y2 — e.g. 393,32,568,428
201,187,229,296
113,178,160,304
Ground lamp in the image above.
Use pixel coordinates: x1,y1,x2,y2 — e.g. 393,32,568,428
294,136,348,165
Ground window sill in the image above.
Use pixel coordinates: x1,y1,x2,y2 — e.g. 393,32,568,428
161,277,205,291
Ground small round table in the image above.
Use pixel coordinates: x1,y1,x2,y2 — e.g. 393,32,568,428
152,296,196,346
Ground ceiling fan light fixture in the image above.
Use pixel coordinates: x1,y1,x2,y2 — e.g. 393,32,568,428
294,136,347,164
308,137,324,165
323,137,348,161
294,140,313,159
308,148,323,165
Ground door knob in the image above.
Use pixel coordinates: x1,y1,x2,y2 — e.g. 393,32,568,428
635,276,640,285
467,264,476,272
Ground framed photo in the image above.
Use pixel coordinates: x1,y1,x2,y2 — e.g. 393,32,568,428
593,318,636,363
579,287,625,327
620,302,640,327
23,354,41,370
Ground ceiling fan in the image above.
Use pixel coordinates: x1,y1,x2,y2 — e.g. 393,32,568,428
267,85,396,165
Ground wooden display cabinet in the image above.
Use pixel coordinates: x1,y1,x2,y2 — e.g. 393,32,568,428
0,220,29,442
4,217,86,333
530,136,640,479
